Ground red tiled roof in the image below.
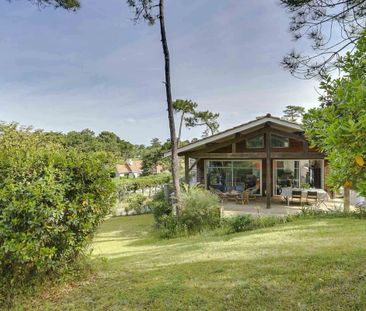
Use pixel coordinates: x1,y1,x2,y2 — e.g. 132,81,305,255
116,163,131,174
126,160,143,173
116,160,143,174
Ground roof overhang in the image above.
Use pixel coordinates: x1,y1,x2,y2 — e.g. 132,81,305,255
164,115,303,157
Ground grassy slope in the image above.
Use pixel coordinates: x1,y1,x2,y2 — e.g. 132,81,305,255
13,215,366,311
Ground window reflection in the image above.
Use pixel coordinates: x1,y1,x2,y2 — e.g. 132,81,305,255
207,160,261,194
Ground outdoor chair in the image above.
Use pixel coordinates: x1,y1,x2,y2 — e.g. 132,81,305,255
209,186,227,202
236,190,250,205
246,187,259,200
291,190,302,205
306,191,318,207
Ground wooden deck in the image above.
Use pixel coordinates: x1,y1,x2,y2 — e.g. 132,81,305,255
222,197,346,217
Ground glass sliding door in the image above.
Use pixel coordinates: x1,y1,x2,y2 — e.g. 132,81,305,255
206,161,232,193
206,160,262,195
273,160,324,195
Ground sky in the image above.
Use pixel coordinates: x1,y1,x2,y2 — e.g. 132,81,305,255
0,0,320,145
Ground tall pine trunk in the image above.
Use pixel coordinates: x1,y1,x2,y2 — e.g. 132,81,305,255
159,0,181,212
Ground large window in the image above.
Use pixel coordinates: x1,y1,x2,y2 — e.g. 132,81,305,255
273,160,323,195
271,134,289,148
246,135,264,149
206,160,261,195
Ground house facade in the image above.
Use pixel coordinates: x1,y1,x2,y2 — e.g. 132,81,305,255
178,114,327,208
116,160,143,178
116,159,164,178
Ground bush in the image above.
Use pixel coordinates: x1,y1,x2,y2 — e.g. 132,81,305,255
223,214,286,234
153,185,221,238
123,193,147,215
180,186,221,233
150,189,172,225
0,124,116,305
156,214,180,239
115,174,170,194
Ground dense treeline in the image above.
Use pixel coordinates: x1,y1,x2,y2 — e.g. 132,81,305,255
44,129,143,160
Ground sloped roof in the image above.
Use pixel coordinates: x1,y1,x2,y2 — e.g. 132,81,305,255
116,160,143,174
126,160,143,173
116,163,131,174
175,114,303,155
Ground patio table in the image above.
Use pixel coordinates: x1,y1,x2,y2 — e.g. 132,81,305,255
280,187,330,206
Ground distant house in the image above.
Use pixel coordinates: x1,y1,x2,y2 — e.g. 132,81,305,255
116,160,143,178
116,159,164,178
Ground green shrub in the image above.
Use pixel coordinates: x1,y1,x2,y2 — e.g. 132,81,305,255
123,193,147,215
115,174,170,194
223,214,286,234
224,215,255,233
150,189,172,225
180,186,221,233
156,214,181,239
0,124,116,305
154,185,221,238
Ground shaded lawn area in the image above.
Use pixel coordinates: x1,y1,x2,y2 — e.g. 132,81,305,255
14,215,366,310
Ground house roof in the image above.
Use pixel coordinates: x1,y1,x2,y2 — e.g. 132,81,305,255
116,160,143,174
126,160,143,173
173,114,303,156
116,164,131,174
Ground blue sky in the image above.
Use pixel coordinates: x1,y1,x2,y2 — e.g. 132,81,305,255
0,0,319,144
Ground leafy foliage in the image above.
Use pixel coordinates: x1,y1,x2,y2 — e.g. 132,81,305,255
123,193,147,215
179,185,221,233
141,138,170,176
63,129,136,160
15,0,80,10
115,173,170,194
222,214,286,234
150,188,173,225
152,185,221,238
281,0,366,78
0,124,116,305
302,32,366,196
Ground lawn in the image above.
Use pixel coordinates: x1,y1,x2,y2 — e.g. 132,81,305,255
12,215,366,310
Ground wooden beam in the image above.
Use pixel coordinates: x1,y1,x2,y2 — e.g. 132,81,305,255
265,129,271,209
268,128,306,142
184,155,189,184
184,136,245,156
243,127,267,140
188,152,266,159
232,142,236,153
188,158,200,173
271,152,324,159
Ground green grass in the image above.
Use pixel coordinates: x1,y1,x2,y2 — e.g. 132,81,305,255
11,215,366,310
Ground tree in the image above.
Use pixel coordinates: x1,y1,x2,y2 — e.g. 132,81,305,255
185,110,220,138
97,131,135,160
65,129,101,153
13,0,80,10
281,0,366,79
302,32,366,211
282,105,305,123
141,138,170,176
127,0,181,211
173,99,197,144
173,99,220,144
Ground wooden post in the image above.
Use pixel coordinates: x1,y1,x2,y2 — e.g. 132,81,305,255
184,155,189,184
344,187,350,212
265,129,271,209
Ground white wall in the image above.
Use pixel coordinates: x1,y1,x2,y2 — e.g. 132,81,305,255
350,190,366,206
